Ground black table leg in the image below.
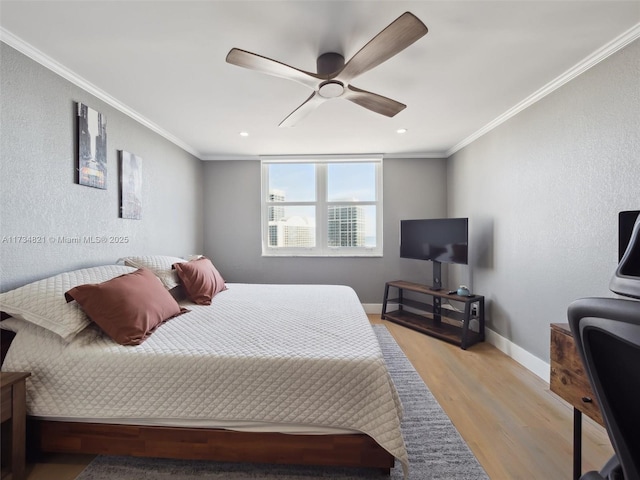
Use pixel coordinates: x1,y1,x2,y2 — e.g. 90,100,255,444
381,283,390,319
573,408,582,480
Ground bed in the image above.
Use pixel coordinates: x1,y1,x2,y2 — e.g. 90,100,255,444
0,258,407,475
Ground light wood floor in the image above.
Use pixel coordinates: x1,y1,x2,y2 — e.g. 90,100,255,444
23,315,613,479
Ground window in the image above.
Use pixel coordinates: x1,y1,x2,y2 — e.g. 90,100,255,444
261,155,383,257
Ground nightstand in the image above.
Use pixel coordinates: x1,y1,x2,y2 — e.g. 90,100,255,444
1,372,31,480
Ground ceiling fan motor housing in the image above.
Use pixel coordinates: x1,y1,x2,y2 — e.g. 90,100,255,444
316,52,345,76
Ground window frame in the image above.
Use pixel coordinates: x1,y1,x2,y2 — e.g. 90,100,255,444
261,155,383,257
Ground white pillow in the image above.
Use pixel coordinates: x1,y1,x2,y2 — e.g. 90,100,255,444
0,316,26,333
0,265,135,342
120,255,186,290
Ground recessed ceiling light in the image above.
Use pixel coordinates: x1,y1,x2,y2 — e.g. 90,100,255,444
239,131,249,137
396,128,407,134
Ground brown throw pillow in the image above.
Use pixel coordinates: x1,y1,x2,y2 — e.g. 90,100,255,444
65,268,188,345
172,257,227,305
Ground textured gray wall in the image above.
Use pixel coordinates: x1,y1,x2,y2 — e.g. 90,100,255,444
447,39,640,361
203,157,447,303
0,43,204,291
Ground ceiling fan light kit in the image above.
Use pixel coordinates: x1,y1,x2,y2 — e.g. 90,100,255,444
226,11,428,127
318,81,345,99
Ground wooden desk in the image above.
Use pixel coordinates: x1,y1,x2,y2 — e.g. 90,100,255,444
550,323,606,480
1,372,31,480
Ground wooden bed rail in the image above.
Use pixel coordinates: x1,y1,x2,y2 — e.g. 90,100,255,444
28,419,394,474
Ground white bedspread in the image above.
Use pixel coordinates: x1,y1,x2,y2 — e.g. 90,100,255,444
3,283,407,469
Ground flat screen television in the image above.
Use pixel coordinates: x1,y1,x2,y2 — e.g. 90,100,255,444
400,218,468,290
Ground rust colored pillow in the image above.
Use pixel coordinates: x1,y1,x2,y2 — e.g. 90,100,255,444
172,257,227,305
64,268,187,345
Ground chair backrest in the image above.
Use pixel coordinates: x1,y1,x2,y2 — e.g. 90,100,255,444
568,298,640,480
610,214,640,300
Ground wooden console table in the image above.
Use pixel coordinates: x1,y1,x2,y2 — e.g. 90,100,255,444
550,323,606,480
382,280,485,349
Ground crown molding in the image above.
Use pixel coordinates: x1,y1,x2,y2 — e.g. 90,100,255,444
201,152,447,161
0,28,203,160
383,152,448,159
200,154,260,161
446,22,640,158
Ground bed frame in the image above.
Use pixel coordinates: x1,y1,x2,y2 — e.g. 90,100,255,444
1,329,394,473
28,420,394,472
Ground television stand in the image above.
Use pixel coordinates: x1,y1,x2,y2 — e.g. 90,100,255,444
381,280,485,349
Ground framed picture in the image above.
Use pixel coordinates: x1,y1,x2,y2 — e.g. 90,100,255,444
77,102,107,189
120,150,142,220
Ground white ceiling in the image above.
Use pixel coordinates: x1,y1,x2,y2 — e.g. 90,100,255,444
1,1,639,159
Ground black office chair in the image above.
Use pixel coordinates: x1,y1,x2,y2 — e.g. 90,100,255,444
568,216,640,480
568,298,640,480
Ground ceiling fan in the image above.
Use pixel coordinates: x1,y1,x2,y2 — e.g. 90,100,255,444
226,12,428,127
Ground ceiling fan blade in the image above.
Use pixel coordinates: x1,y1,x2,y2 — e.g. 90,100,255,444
336,12,428,84
226,48,321,89
343,85,406,117
279,91,327,127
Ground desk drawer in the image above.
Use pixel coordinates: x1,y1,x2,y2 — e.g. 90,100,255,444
1,386,12,422
550,325,604,426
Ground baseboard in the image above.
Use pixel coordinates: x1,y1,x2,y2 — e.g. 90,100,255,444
484,329,550,383
363,303,551,383
363,303,384,314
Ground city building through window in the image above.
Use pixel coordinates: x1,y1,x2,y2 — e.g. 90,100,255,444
261,156,383,257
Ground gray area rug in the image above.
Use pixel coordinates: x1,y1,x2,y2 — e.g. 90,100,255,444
75,325,488,479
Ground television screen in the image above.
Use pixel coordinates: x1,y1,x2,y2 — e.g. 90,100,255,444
619,210,640,261
400,218,468,265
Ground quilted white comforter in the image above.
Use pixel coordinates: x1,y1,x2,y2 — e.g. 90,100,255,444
3,283,407,469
